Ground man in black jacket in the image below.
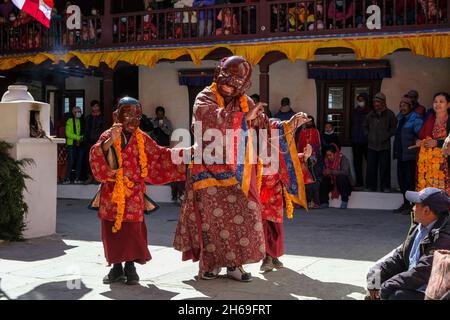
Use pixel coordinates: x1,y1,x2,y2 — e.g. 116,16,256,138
83,100,104,184
366,187,450,300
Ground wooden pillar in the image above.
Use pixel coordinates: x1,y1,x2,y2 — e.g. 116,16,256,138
101,0,113,46
258,0,270,34
259,64,270,114
258,51,287,115
100,63,114,129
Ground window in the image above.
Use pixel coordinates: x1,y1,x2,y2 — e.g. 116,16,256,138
62,90,85,115
317,80,381,146
309,60,390,146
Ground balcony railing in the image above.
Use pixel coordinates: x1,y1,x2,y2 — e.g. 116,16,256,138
0,0,448,55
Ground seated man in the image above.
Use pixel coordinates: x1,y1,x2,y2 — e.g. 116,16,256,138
319,144,353,209
366,187,450,300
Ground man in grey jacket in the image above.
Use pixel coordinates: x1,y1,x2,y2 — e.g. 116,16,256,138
363,92,397,192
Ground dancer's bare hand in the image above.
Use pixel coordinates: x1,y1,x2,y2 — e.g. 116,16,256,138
424,139,437,148
303,144,312,160
102,123,122,152
288,112,310,130
246,103,267,121
110,123,122,142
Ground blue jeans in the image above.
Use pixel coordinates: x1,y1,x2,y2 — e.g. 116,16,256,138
198,19,212,37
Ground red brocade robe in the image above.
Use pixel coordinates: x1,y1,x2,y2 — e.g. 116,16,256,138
259,154,310,258
173,86,306,272
90,130,186,264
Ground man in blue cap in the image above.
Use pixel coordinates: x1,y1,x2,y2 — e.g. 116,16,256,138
366,187,450,300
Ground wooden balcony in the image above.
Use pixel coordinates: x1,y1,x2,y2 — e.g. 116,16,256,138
0,0,448,56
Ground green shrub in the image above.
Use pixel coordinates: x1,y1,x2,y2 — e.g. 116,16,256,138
0,141,34,241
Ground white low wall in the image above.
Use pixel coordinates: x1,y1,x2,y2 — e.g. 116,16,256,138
58,185,403,210
12,139,59,239
58,184,173,203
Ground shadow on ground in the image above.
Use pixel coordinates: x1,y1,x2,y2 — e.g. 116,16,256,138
0,236,77,262
101,283,178,300
16,280,92,300
56,199,409,261
182,268,366,300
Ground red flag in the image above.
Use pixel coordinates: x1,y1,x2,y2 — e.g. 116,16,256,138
12,0,54,28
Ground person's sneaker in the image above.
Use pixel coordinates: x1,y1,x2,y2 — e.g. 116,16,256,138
383,188,391,193
319,203,329,209
311,204,320,209
124,264,139,285
393,203,408,214
340,201,348,209
74,179,83,184
103,265,126,284
227,266,252,282
260,255,274,272
62,179,71,185
272,257,284,269
201,267,222,280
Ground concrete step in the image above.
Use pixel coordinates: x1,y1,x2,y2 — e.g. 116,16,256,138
58,185,403,210
58,184,173,203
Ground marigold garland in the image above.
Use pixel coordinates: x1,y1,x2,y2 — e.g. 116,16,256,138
135,128,148,178
283,186,294,219
256,157,263,192
210,82,249,112
111,127,148,233
239,95,249,113
417,138,446,191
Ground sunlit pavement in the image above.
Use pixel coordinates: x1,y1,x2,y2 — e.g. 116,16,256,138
0,199,411,300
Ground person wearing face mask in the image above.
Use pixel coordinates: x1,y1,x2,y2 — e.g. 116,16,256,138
63,106,85,184
351,93,370,189
321,121,341,153
89,97,189,285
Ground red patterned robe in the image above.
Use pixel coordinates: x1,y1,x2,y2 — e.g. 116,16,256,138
260,154,310,258
173,86,305,273
90,130,186,265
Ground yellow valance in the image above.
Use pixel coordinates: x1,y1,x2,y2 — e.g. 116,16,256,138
0,31,448,70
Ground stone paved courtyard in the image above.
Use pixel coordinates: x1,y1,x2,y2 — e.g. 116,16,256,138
0,199,411,300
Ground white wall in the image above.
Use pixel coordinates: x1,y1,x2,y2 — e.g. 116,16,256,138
382,51,450,111
269,60,317,118
139,60,260,132
65,76,101,116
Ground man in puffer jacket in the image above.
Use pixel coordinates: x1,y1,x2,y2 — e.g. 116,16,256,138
366,187,450,300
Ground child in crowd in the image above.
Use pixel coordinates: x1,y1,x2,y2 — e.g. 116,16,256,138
321,121,341,153
216,7,238,35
